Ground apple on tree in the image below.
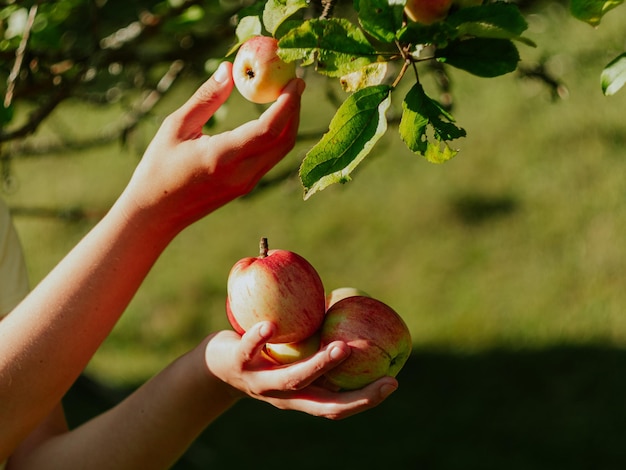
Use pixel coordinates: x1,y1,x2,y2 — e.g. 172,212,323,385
320,296,412,390
232,35,297,104
404,0,453,25
226,237,326,344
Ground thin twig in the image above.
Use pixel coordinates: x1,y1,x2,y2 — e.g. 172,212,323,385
5,60,186,157
319,0,336,19
4,3,39,108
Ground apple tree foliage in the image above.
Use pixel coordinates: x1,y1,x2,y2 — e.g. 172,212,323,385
0,0,624,198
230,0,625,198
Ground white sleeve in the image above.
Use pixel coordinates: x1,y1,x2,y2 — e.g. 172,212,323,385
0,198,30,318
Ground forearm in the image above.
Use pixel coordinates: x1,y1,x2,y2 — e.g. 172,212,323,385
8,340,238,470
0,191,179,459
0,70,304,459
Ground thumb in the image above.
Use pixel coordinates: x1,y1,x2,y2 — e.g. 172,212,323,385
170,61,234,140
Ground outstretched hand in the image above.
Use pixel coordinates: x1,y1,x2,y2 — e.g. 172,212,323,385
204,322,399,420
121,61,305,234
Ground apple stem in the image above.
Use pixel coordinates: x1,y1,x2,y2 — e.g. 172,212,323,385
259,237,269,258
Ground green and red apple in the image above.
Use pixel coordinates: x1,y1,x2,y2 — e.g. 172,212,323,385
232,35,296,104
226,238,326,344
325,286,370,310
264,332,321,364
320,296,412,390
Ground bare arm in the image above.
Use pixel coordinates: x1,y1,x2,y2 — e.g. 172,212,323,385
0,62,305,460
7,323,397,470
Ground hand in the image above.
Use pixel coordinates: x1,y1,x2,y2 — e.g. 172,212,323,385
121,61,305,233
204,322,399,420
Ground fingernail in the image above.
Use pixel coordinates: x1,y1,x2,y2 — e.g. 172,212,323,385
380,383,397,399
213,62,229,83
259,322,273,339
330,346,346,361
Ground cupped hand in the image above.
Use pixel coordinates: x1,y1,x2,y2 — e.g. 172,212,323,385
122,61,305,234
204,322,399,420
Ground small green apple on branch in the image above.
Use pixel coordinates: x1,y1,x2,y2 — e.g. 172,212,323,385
227,0,624,199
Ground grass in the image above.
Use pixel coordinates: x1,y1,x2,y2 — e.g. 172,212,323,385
6,2,626,379
63,344,626,470
4,3,626,467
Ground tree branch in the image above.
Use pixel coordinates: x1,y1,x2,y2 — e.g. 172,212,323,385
4,2,39,108
4,60,186,158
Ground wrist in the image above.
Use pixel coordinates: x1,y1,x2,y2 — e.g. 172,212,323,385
111,184,182,247
194,336,243,406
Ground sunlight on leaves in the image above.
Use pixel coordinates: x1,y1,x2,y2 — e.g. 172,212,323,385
570,0,623,26
299,85,392,199
399,83,465,159
601,53,626,95
340,62,389,92
263,0,308,36
278,18,377,77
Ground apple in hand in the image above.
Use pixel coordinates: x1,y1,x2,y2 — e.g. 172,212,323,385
264,332,321,364
404,0,453,25
320,296,412,390
325,286,370,310
226,238,326,344
232,35,297,104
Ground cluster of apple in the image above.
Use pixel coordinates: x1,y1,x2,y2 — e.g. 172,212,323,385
226,238,412,391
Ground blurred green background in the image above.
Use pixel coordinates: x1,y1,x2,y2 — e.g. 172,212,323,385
4,1,626,468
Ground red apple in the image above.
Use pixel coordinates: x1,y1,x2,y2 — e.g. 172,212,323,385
226,238,326,344
325,286,370,310
264,332,321,364
320,296,412,390
404,0,453,25
232,35,297,104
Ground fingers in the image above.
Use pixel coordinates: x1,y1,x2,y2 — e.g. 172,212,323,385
231,322,400,420
168,62,235,140
275,341,351,390
267,376,399,421
215,77,305,162
238,321,276,364
319,376,398,420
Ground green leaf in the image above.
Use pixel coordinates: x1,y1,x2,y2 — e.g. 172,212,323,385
299,85,392,198
236,0,268,20
227,16,263,56
274,18,307,40
340,62,389,92
570,0,623,26
278,18,378,77
263,0,308,36
237,15,263,41
355,0,406,43
399,83,465,162
436,38,520,77
396,21,455,48
446,2,529,40
423,141,459,164
601,53,626,96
